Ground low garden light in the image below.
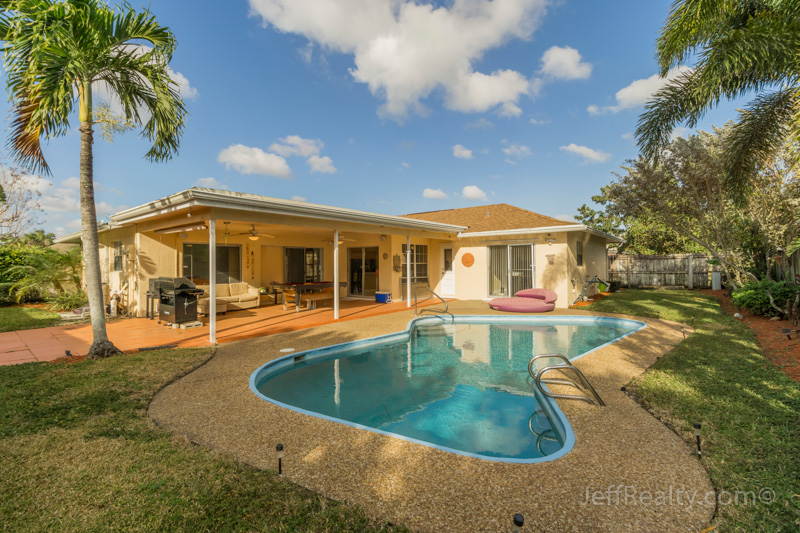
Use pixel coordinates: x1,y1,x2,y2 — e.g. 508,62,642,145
693,423,702,458
513,513,524,531
276,443,284,476
781,328,791,341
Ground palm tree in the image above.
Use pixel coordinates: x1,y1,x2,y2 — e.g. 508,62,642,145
636,0,799,202
16,229,56,248
0,0,186,358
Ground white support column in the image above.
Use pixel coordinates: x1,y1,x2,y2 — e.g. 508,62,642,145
209,218,217,344
333,229,340,320
406,235,412,307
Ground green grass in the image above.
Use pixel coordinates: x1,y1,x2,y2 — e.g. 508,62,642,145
0,305,60,332
590,289,800,531
0,348,403,532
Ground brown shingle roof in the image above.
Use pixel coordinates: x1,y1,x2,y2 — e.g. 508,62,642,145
401,204,579,233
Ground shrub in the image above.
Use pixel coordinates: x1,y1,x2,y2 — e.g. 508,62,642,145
731,279,800,317
0,282,14,307
609,280,622,293
47,289,88,312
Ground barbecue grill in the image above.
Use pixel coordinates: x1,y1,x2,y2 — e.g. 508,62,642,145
153,277,204,324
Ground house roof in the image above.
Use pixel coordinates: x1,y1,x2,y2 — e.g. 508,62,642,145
401,203,578,233
402,203,622,242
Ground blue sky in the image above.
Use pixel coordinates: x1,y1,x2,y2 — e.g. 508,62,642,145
3,0,743,236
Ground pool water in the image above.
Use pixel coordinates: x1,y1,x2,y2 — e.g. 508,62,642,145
251,316,645,462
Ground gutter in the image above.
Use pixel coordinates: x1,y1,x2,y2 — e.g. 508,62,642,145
459,224,623,243
111,188,467,234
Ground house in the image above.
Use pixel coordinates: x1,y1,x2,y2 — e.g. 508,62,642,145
55,188,620,326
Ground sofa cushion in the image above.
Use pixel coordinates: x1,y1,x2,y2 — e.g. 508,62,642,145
237,293,258,303
215,284,231,297
219,295,238,303
514,288,557,304
228,282,249,297
196,284,209,296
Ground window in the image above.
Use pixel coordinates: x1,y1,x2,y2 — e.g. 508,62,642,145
112,242,123,272
401,244,428,283
576,241,584,267
182,244,241,284
285,248,323,283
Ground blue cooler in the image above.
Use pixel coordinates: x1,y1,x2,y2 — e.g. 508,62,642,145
375,291,392,303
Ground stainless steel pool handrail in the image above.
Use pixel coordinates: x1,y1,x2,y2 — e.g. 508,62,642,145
528,354,606,406
414,284,451,317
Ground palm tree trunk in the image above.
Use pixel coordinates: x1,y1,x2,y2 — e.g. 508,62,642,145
79,119,121,359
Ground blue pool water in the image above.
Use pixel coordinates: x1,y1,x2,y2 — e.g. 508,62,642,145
251,316,645,462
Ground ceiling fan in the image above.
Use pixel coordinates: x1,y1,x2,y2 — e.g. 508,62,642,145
321,233,356,244
232,224,276,241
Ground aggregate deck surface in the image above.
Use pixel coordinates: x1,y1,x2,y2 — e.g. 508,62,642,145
149,301,714,532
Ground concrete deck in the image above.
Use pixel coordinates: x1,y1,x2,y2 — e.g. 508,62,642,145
149,301,714,532
0,298,443,365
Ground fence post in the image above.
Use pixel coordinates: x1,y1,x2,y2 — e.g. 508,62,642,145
687,254,694,289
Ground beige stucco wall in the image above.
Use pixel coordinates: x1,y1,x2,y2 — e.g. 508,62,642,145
566,232,610,304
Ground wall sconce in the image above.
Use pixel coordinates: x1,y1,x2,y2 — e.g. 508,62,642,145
186,208,193,218
380,234,387,241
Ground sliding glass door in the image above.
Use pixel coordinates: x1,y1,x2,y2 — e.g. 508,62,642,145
348,247,379,297
488,244,534,297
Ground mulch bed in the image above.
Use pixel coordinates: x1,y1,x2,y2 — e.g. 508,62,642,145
701,289,800,382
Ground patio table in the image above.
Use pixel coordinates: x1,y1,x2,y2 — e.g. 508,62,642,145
270,281,348,310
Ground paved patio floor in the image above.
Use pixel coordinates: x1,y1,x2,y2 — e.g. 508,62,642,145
0,298,444,365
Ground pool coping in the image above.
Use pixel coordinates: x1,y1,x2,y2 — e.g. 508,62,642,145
249,315,647,464
149,303,714,532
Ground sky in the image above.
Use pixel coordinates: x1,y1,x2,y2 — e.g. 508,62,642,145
1,0,745,237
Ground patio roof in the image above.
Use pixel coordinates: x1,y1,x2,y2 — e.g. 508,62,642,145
55,188,467,243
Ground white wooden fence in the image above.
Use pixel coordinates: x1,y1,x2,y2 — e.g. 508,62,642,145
608,253,714,289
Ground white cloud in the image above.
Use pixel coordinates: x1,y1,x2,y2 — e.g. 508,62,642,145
291,195,307,202
670,127,693,141
462,185,487,200
423,188,448,199
248,0,548,119
194,177,228,190
401,162,410,168
559,143,611,163
530,117,550,125
621,132,633,140
299,42,314,63
464,118,494,130
499,101,523,118
269,135,324,158
453,144,473,159
307,155,337,173
218,144,293,178
553,214,577,223
502,143,531,158
539,46,592,80
588,65,692,115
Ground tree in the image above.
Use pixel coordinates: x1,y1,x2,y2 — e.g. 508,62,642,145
576,185,706,254
0,0,186,358
14,229,56,248
0,165,42,239
636,0,800,202
604,127,762,287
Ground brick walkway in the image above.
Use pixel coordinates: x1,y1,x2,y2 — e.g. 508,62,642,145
0,298,444,365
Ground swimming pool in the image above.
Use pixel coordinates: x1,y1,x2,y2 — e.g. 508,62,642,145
250,316,646,463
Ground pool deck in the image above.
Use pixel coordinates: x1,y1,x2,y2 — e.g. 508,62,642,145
149,301,714,532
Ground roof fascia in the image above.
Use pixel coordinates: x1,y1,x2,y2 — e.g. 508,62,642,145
459,224,623,243
111,188,466,234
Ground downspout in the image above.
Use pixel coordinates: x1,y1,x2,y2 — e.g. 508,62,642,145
406,235,411,307
209,218,216,344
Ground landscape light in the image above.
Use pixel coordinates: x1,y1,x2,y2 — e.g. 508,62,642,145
276,443,284,476
513,513,524,531
693,423,702,458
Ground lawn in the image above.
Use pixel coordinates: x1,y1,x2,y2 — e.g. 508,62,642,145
0,347,403,532
0,305,60,332
590,289,800,531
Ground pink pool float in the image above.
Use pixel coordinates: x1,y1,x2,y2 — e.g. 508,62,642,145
488,288,557,313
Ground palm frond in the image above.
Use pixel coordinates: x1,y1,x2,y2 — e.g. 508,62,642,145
725,89,796,203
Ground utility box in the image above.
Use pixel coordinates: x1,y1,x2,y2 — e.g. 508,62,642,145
375,291,392,304
711,271,722,291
